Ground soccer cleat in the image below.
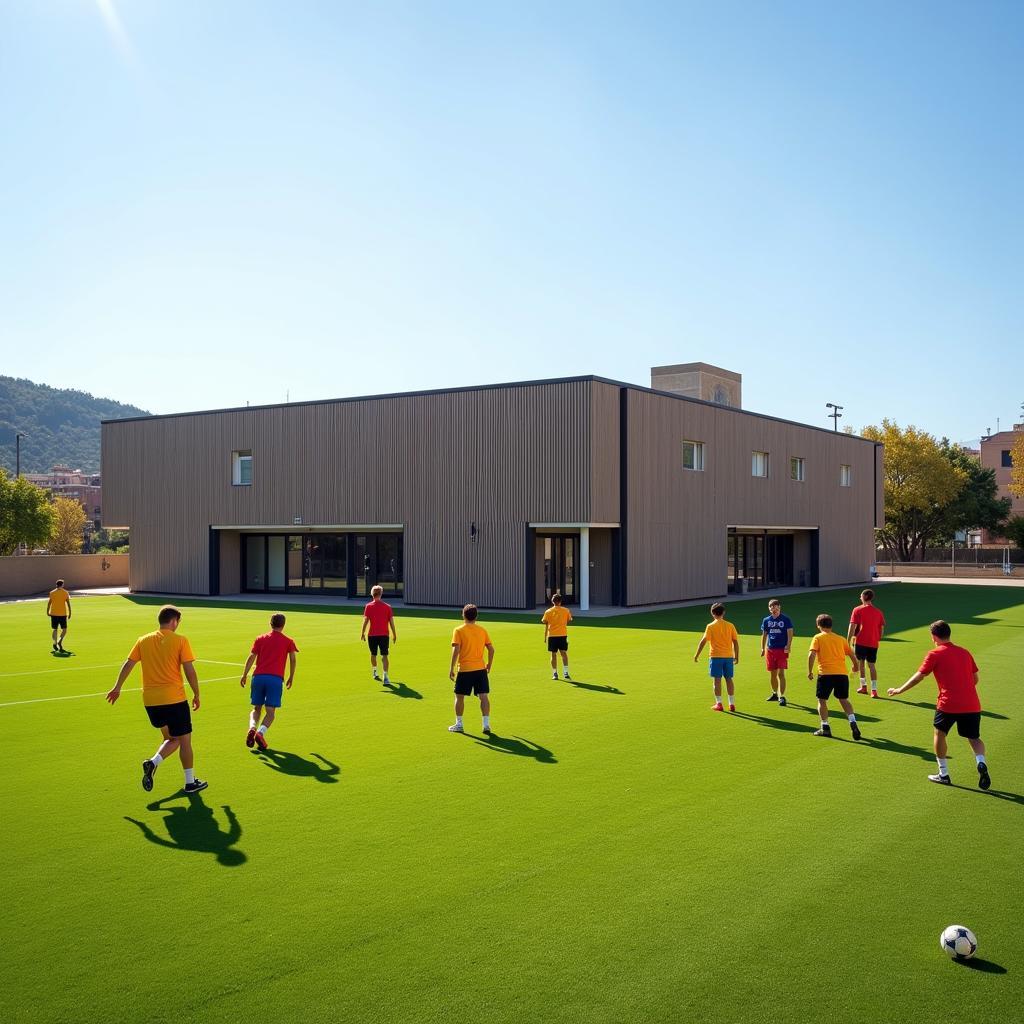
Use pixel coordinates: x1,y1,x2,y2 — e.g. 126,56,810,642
871,690,879,699
58,640,64,652
766,693,778,702
448,722,464,733
711,702,724,712
563,672,571,680
141,759,156,792
245,728,256,748
372,671,380,681
52,643,58,652
728,704,736,713
482,725,492,735
978,762,991,790
778,696,787,707
813,725,832,737
856,684,868,695
552,671,558,679
253,731,268,751
850,722,862,741
928,773,952,786
183,779,209,794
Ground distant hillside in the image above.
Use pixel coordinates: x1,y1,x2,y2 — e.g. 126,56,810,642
0,376,150,475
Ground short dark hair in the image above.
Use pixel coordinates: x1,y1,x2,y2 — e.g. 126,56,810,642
711,603,725,617
158,605,182,626
56,579,65,587
270,613,286,630
768,598,781,607
816,613,833,629
861,589,875,601
551,592,563,605
930,620,952,641
463,603,479,622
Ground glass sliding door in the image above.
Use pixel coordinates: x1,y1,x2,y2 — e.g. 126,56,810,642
322,535,347,589
540,535,580,604
287,537,303,589
267,536,286,591
245,536,266,591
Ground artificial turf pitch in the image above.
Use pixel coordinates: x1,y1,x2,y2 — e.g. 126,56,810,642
2,582,1022,1024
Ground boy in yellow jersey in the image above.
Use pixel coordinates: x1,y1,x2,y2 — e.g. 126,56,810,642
106,605,208,793
807,613,862,740
542,591,573,679
46,578,71,652
693,602,740,712
448,604,495,734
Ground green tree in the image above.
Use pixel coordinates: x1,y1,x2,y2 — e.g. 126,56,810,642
936,440,1011,542
1003,514,1024,549
0,471,56,555
861,420,967,561
49,496,88,554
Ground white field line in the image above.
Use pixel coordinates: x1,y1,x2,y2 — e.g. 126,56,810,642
0,658,242,681
0,675,239,709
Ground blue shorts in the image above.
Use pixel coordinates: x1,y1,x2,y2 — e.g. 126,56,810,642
709,657,735,679
250,674,284,708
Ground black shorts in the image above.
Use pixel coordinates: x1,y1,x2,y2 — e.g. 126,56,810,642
855,644,878,664
454,669,490,696
816,674,850,700
50,616,68,629
934,710,981,740
547,636,569,652
368,635,390,656
145,700,193,737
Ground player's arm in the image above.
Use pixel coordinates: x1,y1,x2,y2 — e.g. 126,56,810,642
183,661,200,710
390,616,397,643
106,658,137,703
46,598,52,616
785,627,793,653
286,651,297,688
485,642,495,673
760,626,767,658
807,650,817,680
449,643,460,680
847,620,858,645
888,671,925,697
239,651,257,687
732,635,740,665
693,636,707,662
66,595,71,619
360,614,370,641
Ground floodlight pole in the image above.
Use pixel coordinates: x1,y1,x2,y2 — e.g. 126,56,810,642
16,433,25,477
826,403,843,431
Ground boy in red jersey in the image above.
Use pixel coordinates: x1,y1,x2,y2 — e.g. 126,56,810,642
239,613,298,750
360,585,397,685
847,589,885,697
888,620,991,789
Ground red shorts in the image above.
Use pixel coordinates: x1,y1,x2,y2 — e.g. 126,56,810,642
765,649,789,671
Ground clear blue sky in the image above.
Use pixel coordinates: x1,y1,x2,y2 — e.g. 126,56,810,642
1,1,1021,445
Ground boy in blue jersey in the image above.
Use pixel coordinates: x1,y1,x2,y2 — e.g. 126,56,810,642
760,599,794,706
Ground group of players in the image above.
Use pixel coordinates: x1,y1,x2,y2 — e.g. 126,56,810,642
692,588,992,789
43,576,992,794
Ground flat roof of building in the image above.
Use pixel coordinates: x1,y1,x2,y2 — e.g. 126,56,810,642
102,373,879,444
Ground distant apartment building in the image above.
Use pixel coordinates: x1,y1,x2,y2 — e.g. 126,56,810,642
979,426,1023,543
25,465,103,529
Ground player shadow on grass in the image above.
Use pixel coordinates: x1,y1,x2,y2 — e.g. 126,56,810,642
125,793,245,867
762,701,882,724
252,749,341,783
382,681,423,700
50,649,75,658
885,696,1009,721
470,733,558,764
566,679,624,695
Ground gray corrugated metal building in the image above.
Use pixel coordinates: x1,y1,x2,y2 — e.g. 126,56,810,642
101,372,882,608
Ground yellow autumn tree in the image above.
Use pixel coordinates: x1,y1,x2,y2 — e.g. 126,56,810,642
49,496,88,554
1009,429,1024,498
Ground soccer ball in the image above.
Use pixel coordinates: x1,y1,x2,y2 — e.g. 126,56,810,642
940,925,977,960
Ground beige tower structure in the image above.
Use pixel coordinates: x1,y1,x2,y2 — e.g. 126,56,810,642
651,362,742,408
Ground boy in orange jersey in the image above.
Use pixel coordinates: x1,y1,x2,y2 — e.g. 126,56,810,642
693,602,740,712
448,604,495,734
106,605,208,793
46,578,71,652
542,591,573,679
807,613,862,740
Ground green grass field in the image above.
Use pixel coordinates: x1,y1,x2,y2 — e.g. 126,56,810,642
3,582,1022,1024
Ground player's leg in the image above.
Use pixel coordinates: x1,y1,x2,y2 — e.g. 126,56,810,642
867,659,878,694
480,692,491,733
814,691,832,735
142,724,181,790
930,724,951,783
767,666,779,699
962,716,990,789
777,667,787,702
450,693,466,732
560,648,570,679
261,706,277,730
58,622,68,650
177,733,207,792
370,650,379,680
838,696,860,740
381,652,390,684
550,646,558,678
711,671,724,710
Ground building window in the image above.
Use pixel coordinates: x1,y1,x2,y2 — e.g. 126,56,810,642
682,440,705,471
840,464,852,487
1002,450,1013,468
232,450,253,486
791,457,805,482
751,451,769,478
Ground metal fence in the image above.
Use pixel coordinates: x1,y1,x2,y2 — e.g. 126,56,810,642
874,546,1019,578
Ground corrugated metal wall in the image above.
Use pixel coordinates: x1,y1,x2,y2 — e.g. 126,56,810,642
103,379,605,607
625,389,879,605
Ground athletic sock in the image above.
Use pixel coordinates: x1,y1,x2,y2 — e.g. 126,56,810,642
258,724,269,734
151,753,164,766
859,676,866,686
184,768,195,784
455,715,463,726
482,715,490,728
937,757,949,775
821,720,830,729
848,713,857,723
975,754,987,765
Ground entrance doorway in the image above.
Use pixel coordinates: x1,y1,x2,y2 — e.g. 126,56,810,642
728,531,795,593
540,534,579,604
353,533,404,598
